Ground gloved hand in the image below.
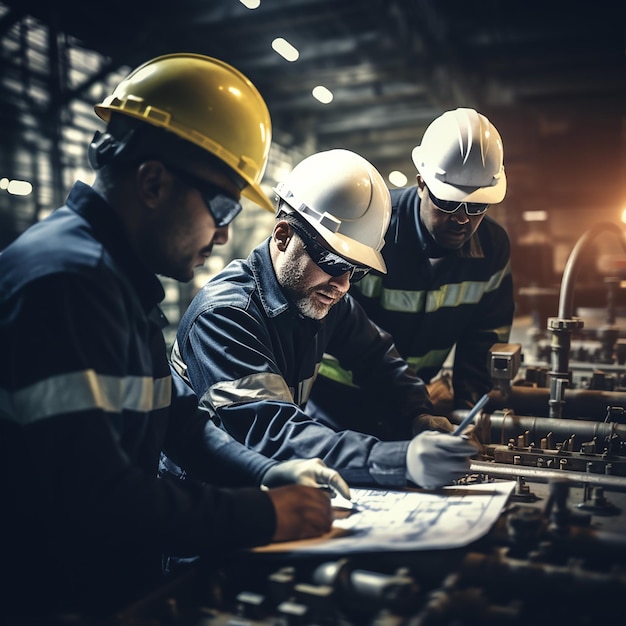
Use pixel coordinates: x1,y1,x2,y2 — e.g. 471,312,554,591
406,431,479,490
262,458,351,500
412,413,454,435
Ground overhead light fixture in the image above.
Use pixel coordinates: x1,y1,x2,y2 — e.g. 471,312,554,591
272,37,299,62
312,85,333,104
1,177,33,196
522,210,548,222
388,171,408,187
238,0,261,9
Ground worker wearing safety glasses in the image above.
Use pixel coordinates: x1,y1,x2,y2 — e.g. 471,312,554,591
169,148,478,498
309,108,513,426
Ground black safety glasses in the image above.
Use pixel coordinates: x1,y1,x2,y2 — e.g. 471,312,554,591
289,221,371,283
427,188,490,216
165,164,242,227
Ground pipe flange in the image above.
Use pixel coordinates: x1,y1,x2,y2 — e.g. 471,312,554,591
547,317,584,331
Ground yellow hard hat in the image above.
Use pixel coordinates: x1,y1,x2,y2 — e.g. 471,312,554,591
94,53,273,213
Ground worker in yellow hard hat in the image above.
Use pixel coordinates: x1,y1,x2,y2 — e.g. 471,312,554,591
0,53,348,623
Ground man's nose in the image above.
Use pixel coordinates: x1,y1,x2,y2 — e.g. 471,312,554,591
213,225,230,245
328,271,351,291
452,206,470,224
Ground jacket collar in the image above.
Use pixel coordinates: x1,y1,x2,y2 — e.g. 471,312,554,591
249,239,291,319
248,239,325,329
66,181,165,309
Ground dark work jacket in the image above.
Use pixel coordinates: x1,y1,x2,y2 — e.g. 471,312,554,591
310,185,514,415
0,181,276,621
174,239,434,488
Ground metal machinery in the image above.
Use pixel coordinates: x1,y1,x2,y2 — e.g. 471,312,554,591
98,225,626,626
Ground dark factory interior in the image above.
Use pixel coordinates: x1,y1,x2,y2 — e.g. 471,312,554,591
1,1,626,624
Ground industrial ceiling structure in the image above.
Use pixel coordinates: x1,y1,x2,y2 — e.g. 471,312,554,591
0,0,625,265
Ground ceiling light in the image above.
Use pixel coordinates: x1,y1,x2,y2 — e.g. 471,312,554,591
388,171,408,187
272,37,299,62
3,179,33,196
522,210,548,222
312,86,333,104
238,0,261,9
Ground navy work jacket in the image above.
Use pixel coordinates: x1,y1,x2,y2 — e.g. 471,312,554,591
0,182,276,619
174,239,434,488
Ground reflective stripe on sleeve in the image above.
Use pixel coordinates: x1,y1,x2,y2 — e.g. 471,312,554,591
203,372,295,410
406,348,453,373
0,369,171,425
318,356,355,387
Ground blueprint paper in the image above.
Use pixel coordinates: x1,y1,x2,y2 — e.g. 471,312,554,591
254,481,515,554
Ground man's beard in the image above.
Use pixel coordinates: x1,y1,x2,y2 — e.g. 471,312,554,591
277,247,344,320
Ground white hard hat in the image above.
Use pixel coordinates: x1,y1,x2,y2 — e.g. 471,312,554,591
274,149,391,273
411,108,507,204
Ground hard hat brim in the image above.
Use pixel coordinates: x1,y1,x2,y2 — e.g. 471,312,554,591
297,213,388,274
243,183,274,213
412,147,507,204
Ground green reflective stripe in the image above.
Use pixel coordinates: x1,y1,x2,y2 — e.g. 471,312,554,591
374,263,511,314
406,348,452,373
318,357,356,387
0,370,171,425
355,273,382,298
205,372,295,410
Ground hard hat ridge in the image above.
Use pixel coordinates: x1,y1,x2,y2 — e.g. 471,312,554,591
412,107,507,204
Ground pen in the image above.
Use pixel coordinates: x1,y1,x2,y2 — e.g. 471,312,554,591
318,484,359,512
452,393,490,436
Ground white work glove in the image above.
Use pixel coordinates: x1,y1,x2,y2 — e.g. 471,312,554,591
406,431,478,490
262,458,351,500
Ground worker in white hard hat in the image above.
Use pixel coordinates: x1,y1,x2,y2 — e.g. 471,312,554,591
0,53,347,622
171,148,478,496
308,108,513,426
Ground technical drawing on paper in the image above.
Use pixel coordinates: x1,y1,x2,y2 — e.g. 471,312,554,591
253,481,515,554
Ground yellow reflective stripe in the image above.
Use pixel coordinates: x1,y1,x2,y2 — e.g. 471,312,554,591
205,372,295,410
0,370,171,425
372,262,511,313
494,324,512,342
381,288,426,313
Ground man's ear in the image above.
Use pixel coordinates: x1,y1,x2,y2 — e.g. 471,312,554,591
416,174,425,190
273,221,292,251
136,160,168,208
